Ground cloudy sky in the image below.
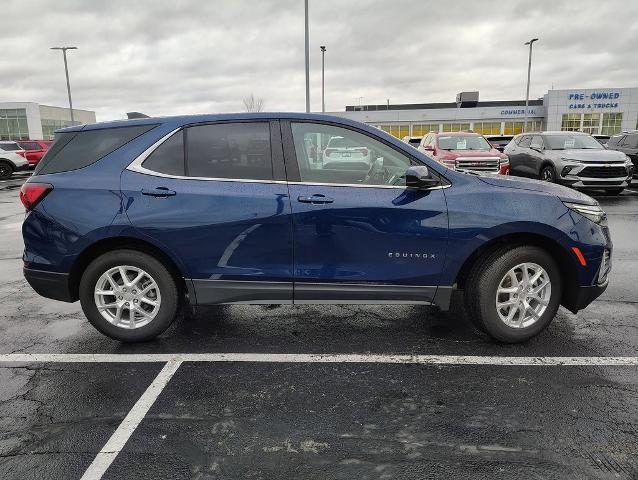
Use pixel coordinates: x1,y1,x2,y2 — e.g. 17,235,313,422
1,0,637,121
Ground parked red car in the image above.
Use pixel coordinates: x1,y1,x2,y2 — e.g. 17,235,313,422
16,140,52,166
418,131,509,175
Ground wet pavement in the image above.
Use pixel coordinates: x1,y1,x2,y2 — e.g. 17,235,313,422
0,172,637,479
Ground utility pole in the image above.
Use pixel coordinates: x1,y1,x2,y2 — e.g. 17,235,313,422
51,46,78,124
304,0,310,112
523,38,538,132
320,46,326,112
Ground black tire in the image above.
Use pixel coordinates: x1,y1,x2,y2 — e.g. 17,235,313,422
604,188,624,195
539,165,556,182
0,160,14,180
464,246,562,343
79,249,179,342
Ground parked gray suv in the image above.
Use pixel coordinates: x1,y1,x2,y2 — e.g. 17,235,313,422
504,131,634,195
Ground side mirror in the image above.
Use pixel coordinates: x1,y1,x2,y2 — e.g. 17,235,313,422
405,165,440,189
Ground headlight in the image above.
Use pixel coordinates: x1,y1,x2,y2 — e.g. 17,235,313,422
563,201,607,225
625,157,634,167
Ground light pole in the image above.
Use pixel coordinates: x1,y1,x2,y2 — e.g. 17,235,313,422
304,0,310,113
523,38,538,132
51,46,78,125
320,46,326,113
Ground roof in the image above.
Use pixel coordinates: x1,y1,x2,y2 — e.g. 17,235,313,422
345,99,544,112
57,112,368,133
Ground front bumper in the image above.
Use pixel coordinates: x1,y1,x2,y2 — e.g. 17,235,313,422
558,162,633,188
565,280,608,313
24,268,76,302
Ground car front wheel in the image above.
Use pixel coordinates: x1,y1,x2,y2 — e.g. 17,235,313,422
539,165,556,182
465,246,561,343
79,249,179,342
0,161,14,180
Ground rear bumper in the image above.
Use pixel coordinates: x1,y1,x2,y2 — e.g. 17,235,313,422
14,162,30,172
23,268,76,302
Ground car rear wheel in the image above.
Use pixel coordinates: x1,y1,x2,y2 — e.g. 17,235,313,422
539,165,555,182
79,249,179,342
0,161,14,180
464,246,561,343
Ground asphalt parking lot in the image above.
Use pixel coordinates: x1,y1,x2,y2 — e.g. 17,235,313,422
1,172,637,480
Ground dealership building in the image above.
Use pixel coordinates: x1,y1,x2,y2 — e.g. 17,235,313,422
0,102,96,141
331,87,638,139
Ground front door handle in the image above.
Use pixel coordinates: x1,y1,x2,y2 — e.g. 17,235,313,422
298,194,334,204
142,187,176,197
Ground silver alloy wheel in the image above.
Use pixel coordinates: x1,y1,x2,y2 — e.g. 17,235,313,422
541,168,554,181
94,265,161,329
495,262,551,329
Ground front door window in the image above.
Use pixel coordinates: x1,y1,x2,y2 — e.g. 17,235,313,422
290,122,417,187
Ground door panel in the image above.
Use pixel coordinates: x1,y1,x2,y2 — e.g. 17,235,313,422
283,120,449,305
121,120,294,304
288,183,448,287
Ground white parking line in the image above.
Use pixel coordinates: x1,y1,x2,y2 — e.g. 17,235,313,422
79,360,182,480
1,352,638,366
3,353,637,479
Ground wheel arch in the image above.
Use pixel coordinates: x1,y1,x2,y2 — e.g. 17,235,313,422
68,236,189,302
454,231,579,311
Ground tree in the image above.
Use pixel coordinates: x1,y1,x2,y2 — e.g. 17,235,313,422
243,93,265,112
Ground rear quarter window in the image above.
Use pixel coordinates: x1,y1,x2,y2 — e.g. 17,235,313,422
35,124,157,175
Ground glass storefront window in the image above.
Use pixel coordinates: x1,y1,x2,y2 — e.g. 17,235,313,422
411,124,440,136
561,114,581,132
473,122,501,135
582,113,601,134
377,124,409,139
601,113,622,135
41,118,75,140
441,123,470,132
0,108,29,140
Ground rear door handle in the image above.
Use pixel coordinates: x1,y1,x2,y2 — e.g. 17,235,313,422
298,194,334,204
141,187,176,197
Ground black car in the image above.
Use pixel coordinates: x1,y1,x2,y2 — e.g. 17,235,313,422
606,131,638,178
485,135,514,152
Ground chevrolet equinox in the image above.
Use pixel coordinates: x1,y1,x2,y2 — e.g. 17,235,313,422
20,113,612,343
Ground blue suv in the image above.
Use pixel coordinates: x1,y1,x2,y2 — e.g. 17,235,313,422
20,113,611,343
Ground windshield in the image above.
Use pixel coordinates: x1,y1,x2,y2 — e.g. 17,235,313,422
544,135,604,150
438,135,491,151
326,136,362,149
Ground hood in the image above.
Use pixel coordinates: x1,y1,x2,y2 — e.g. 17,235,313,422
551,148,627,162
446,149,502,157
477,174,597,205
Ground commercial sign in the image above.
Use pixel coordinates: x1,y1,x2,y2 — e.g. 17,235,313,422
500,108,538,116
568,91,620,110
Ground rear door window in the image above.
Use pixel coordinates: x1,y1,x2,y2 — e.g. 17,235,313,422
142,131,185,176
185,122,273,180
35,124,156,175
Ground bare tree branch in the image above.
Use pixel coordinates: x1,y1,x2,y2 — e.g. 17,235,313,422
243,93,265,112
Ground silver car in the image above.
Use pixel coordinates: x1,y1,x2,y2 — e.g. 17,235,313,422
504,131,634,195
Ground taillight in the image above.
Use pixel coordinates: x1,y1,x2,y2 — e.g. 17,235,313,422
19,183,53,210
355,147,369,156
324,148,334,157
16,150,27,158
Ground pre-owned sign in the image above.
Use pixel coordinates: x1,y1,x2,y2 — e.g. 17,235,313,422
568,91,620,109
